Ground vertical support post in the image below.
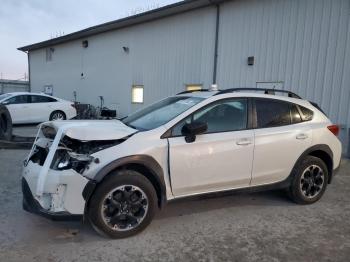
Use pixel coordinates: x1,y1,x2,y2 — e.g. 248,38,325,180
347,128,350,158
212,4,220,85
27,51,31,92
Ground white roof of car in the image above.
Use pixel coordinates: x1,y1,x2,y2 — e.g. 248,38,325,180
5,92,52,96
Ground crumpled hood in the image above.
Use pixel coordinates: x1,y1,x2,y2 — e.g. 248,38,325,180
42,120,138,141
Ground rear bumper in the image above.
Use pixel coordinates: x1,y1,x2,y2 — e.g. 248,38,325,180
333,163,341,177
329,160,341,184
22,178,82,221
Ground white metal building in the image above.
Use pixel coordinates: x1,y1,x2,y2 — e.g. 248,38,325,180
18,0,350,151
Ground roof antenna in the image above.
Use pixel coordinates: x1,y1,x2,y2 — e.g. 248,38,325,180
211,84,219,91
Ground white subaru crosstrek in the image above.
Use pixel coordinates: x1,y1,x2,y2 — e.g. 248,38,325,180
22,88,342,238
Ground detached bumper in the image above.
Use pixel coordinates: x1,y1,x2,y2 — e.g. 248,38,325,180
22,178,82,221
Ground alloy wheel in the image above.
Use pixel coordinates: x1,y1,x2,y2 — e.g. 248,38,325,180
51,112,65,121
300,165,325,199
101,185,149,232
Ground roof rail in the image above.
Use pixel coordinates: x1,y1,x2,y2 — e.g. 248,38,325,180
177,89,210,95
214,88,301,99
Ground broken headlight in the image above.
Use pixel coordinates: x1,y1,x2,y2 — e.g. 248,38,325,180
51,149,96,174
50,135,127,174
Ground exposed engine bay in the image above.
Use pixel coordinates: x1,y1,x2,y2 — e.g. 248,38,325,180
29,134,127,174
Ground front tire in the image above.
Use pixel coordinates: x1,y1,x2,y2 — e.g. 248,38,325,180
0,106,12,141
88,170,157,239
288,156,328,205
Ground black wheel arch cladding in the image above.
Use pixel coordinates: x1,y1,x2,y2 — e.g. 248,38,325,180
292,144,334,184
83,155,167,210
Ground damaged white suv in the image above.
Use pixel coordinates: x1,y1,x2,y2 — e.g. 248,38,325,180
22,88,342,238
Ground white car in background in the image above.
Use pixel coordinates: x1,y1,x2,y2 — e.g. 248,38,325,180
0,92,77,124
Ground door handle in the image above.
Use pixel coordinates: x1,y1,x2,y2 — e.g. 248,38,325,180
296,133,308,140
236,139,252,146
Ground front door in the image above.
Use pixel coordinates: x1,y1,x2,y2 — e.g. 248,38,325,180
168,98,254,197
5,95,31,124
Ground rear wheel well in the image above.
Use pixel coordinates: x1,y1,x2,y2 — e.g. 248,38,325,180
308,150,333,183
102,163,163,208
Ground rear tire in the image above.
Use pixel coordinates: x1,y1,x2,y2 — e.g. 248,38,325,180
88,170,157,239
49,110,66,121
288,156,328,205
0,106,13,141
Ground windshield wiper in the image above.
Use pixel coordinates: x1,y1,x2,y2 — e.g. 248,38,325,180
121,121,140,131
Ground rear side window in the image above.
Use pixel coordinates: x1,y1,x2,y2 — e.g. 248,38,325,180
31,95,57,103
298,106,314,121
255,99,291,128
291,104,302,124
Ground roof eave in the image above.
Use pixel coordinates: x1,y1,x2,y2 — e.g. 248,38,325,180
18,0,225,52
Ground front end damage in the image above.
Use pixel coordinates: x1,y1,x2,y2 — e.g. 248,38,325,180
22,121,136,220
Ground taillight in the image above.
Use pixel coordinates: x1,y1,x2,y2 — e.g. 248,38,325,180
327,125,339,136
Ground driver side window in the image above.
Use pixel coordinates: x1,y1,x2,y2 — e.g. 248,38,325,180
171,98,248,136
5,95,30,105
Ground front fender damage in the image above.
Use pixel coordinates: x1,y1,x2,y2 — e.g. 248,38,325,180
23,121,135,216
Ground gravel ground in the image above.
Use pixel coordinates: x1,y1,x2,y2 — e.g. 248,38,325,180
0,149,349,262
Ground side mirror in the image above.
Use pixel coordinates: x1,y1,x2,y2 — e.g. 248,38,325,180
181,121,208,143
1,100,9,105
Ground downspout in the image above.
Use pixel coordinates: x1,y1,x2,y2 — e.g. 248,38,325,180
26,51,31,92
212,4,220,85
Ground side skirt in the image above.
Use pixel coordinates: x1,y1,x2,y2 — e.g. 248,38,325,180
168,176,292,203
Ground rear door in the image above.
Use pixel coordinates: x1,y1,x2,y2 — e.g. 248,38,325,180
30,95,58,122
4,95,31,124
251,98,312,186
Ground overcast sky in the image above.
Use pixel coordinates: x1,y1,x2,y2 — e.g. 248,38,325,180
0,0,180,80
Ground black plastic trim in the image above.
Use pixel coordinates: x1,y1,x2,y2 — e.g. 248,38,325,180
292,144,334,183
87,155,167,208
82,180,97,201
177,89,210,95
214,88,301,99
169,176,293,203
22,178,82,221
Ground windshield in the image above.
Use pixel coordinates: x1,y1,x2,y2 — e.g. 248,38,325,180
123,96,204,131
0,94,11,101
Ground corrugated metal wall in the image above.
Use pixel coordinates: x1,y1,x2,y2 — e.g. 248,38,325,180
217,0,350,150
30,6,216,116
0,80,29,93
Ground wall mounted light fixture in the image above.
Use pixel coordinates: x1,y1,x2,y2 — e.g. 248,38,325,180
82,40,89,48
